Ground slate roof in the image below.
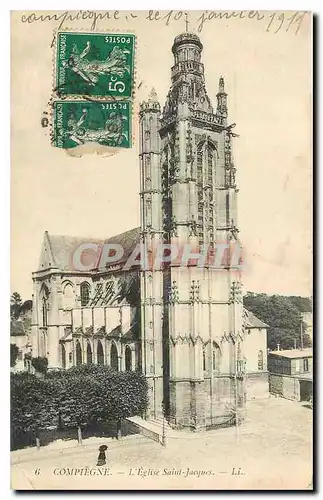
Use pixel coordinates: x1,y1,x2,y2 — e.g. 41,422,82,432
98,227,141,270
269,348,313,359
38,227,140,272
244,308,269,329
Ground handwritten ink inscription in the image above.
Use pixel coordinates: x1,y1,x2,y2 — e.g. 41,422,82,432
20,10,308,37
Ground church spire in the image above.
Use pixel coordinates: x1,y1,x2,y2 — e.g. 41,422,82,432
148,87,158,102
140,87,161,114
216,76,228,126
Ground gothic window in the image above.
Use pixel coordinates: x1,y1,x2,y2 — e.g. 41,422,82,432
125,345,132,371
197,142,217,246
75,340,82,366
63,283,74,309
145,130,150,140
80,282,90,307
258,350,264,371
42,298,48,327
203,348,206,372
40,284,49,327
87,342,92,365
111,343,119,371
97,340,104,365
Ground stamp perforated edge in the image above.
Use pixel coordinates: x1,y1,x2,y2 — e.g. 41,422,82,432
48,26,138,152
51,99,133,150
52,28,137,101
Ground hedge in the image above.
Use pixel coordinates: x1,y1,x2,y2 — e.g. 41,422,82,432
11,365,148,449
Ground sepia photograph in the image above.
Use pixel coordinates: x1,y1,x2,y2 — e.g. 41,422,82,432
10,9,312,490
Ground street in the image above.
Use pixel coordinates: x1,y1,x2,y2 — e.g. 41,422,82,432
11,396,313,490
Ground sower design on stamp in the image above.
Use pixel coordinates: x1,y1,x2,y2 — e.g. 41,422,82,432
53,101,131,149
56,33,135,98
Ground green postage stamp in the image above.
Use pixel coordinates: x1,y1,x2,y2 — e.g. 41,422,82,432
56,32,135,98
52,100,132,149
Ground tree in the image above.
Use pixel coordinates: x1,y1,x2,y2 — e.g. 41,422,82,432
31,357,48,374
11,365,149,449
10,292,23,320
244,292,312,350
10,372,58,449
10,344,19,367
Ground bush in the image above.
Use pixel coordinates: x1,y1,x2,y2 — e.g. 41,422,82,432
31,357,48,374
10,344,19,367
10,365,148,449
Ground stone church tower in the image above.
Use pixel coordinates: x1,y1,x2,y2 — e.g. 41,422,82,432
139,32,245,429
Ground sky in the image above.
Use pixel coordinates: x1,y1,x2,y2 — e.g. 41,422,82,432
11,10,312,300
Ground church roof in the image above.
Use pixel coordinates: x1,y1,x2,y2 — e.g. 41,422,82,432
172,32,203,52
37,227,140,273
244,308,269,329
98,227,141,270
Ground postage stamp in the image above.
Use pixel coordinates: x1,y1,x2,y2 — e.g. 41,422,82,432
56,32,135,98
52,100,132,149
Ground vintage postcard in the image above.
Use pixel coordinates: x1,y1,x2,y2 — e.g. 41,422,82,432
11,10,313,490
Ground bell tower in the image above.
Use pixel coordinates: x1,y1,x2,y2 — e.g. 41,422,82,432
139,32,245,429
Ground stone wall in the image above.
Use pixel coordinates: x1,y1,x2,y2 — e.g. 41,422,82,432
269,373,300,401
169,375,237,430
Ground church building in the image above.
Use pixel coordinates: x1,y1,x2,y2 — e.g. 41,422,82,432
30,32,269,430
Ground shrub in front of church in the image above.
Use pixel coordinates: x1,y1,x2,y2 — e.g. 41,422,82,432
11,366,148,449
48,365,149,427
30,356,48,374
10,372,58,450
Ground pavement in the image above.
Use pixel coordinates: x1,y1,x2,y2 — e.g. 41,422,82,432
11,396,313,491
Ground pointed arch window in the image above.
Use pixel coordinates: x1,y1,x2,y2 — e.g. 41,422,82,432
80,282,90,307
42,298,48,327
40,284,49,327
63,283,74,309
